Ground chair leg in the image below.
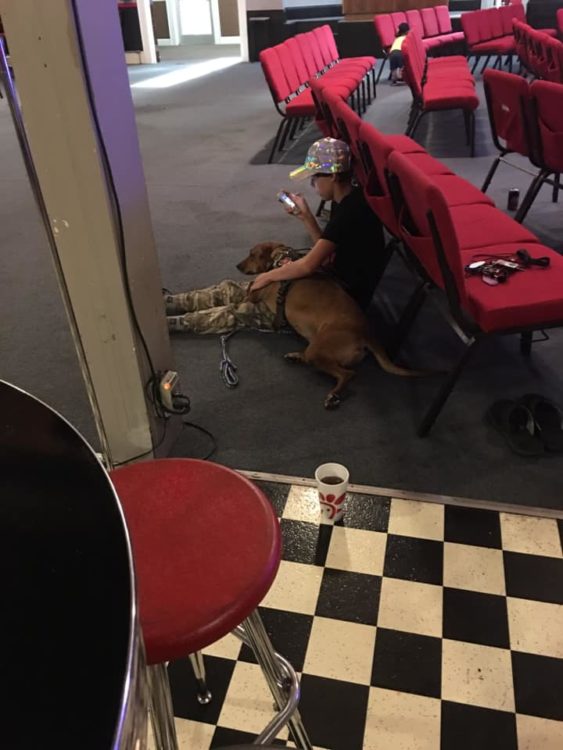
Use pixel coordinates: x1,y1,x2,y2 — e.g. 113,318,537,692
147,663,179,750
409,109,424,140
418,337,479,437
468,110,476,157
552,173,560,203
388,279,428,360
481,155,502,192
277,117,292,154
463,109,471,145
288,117,300,141
375,58,387,84
480,55,491,74
520,331,533,357
188,652,212,705
315,199,326,217
371,67,377,98
515,170,549,223
268,119,287,164
243,611,313,750
471,55,480,74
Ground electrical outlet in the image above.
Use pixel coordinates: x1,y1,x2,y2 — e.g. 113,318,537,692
159,370,180,412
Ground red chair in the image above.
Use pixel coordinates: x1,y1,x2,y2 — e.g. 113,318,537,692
516,79,563,221
111,459,313,749
385,150,563,435
402,31,478,156
558,8,563,40
482,68,531,193
259,46,315,163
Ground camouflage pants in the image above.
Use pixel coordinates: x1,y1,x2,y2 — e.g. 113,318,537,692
165,279,275,334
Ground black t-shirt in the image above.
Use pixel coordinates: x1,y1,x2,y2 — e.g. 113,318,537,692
321,187,385,309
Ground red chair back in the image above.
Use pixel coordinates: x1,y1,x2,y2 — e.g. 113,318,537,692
489,8,504,39
421,7,439,38
295,33,319,79
557,8,563,38
406,10,425,38
461,12,481,46
321,25,340,62
306,30,326,72
386,151,467,303
483,68,530,156
308,77,338,138
477,10,494,43
259,47,292,104
313,26,333,68
402,32,425,99
328,95,368,186
435,6,452,34
358,121,402,235
275,42,303,94
391,11,408,32
529,79,563,172
374,13,396,49
285,37,310,85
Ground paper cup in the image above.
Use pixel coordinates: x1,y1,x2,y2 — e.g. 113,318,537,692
314,463,349,522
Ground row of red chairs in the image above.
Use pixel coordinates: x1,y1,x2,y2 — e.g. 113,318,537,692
318,90,563,434
373,6,464,82
401,31,479,156
483,68,562,222
461,3,529,73
259,26,376,163
514,20,563,82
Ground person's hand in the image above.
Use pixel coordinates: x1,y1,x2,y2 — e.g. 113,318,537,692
287,192,310,219
251,271,274,291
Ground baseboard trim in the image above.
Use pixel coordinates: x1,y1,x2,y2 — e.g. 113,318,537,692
237,469,563,520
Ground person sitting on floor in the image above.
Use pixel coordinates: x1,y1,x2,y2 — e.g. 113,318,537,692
389,22,410,85
165,137,386,334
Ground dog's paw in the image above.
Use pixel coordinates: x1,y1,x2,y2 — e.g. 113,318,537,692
324,394,341,410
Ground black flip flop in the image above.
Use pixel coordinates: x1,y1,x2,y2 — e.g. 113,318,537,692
520,393,563,454
486,399,545,457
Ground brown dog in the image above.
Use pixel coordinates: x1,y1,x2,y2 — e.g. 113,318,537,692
237,241,421,408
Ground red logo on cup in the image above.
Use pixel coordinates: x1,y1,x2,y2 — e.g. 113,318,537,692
319,492,346,519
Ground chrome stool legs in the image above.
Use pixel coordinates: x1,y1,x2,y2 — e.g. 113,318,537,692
188,651,212,705
234,611,312,750
147,663,179,750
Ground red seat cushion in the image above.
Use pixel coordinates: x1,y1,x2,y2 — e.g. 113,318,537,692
111,459,282,665
472,36,515,54
286,88,316,116
461,242,563,331
450,204,537,251
431,175,494,207
422,36,444,50
423,82,479,110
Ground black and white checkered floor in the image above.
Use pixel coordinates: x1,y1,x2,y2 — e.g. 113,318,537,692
159,480,563,749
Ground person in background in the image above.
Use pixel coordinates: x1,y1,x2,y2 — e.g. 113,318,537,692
389,22,410,85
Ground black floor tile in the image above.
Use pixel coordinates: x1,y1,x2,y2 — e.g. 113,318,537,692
383,534,443,585
337,493,391,532
444,506,502,548
371,627,441,698
443,588,510,648
299,674,370,750
558,519,563,550
238,608,313,672
315,568,381,625
211,727,285,747
441,701,517,750
168,655,235,724
279,518,332,566
504,551,563,604
512,651,563,721
256,480,290,517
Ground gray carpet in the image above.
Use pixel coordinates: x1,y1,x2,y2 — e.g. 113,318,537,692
2,52,563,510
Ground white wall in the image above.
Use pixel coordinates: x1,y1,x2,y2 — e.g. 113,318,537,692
246,0,283,9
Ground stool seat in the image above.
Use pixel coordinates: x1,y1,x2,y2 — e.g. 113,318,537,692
111,459,281,664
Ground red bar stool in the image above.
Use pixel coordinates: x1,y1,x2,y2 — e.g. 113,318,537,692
110,458,312,750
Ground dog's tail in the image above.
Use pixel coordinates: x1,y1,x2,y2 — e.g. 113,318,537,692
366,337,426,377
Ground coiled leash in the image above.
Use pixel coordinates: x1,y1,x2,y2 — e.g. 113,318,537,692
219,331,239,388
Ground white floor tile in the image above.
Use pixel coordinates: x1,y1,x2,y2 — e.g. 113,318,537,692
500,513,562,558
325,526,387,576
388,498,444,541
377,577,443,638
516,713,563,750
442,639,515,712
260,560,324,615
508,597,563,658
202,633,241,660
443,542,506,596
363,687,441,750
302,616,376,684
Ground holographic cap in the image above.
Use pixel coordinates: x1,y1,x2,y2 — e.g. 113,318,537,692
289,137,351,180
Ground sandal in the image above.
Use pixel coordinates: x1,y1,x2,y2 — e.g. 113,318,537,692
486,399,544,457
520,393,563,453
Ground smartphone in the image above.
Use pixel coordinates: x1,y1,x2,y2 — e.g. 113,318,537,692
277,190,298,213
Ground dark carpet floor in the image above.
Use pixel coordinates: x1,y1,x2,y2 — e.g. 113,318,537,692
1,52,563,510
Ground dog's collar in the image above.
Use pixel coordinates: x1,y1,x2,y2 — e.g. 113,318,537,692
271,246,306,268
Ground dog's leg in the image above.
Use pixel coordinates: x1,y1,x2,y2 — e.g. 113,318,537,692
284,351,307,364
308,355,356,409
